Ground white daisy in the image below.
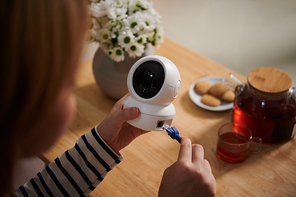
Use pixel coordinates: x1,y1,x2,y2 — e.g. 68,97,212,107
127,13,144,34
114,0,126,8
127,43,145,58
141,13,156,32
135,0,152,10
90,3,102,18
99,29,110,43
148,25,164,47
86,28,97,43
118,31,135,48
96,0,114,18
147,31,155,43
115,8,127,20
135,34,147,45
110,47,125,62
129,0,152,13
153,33,163,48
107,7,116,19
128,0,137,14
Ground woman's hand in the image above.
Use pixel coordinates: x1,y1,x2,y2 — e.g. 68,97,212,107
96,94,149,153
158,137,216,197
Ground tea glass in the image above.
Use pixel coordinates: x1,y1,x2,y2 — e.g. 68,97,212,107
217,122,262,164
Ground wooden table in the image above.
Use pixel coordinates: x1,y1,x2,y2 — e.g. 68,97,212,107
43,38,296,196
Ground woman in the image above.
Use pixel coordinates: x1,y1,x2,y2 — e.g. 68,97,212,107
0,0,216,196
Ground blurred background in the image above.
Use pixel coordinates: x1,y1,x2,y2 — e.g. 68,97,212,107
82,0,296,86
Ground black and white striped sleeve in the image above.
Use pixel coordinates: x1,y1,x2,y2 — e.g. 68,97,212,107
14,127,123,197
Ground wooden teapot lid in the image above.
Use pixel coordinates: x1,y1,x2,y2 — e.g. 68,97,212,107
248,67,292,93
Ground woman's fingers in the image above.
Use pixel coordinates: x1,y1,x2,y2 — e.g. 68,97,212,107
192,144,205,166
116,107,140,123
177,137,192,163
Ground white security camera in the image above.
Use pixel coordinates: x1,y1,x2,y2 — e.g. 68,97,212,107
123,55,181,131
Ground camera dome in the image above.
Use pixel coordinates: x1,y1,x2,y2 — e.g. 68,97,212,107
132,61,165,99
127,55,181,106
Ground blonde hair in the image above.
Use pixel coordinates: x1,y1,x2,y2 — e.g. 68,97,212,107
0,0,89,195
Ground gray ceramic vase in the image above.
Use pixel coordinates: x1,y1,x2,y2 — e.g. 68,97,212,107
92,44,156,100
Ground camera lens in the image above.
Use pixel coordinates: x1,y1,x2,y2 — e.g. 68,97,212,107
133,61,165,99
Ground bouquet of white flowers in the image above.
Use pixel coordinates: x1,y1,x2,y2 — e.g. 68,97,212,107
88,0,164,62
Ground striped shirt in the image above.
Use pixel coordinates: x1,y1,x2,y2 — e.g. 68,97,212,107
14,127,123,196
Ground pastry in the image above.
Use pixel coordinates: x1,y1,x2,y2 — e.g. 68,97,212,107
201,94,221,107
221,90,235,101
208,83,228,97
194,81,212,95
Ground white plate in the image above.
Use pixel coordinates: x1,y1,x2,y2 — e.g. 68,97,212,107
188,76,234,111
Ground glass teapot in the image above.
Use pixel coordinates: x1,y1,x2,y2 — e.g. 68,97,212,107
223,67,296,144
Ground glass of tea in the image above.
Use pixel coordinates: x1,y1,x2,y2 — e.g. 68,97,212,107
217,122,262,164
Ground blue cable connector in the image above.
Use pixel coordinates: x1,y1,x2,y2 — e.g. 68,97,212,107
163,125,181,143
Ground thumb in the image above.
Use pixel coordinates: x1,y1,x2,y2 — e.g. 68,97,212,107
116,107,140,123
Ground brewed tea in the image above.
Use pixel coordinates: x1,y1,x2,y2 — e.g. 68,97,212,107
233,93,296,143
217,132,250,164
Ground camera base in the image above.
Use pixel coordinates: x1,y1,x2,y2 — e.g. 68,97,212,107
123,96,176,131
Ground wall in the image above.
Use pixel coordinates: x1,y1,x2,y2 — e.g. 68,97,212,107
81,0,296,86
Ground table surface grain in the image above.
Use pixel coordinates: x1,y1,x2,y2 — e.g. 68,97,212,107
42,38,296,197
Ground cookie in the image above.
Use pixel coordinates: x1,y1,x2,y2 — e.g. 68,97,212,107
208,83,228,98
201,94,221,107
194,81,212,95
221,90,235,101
